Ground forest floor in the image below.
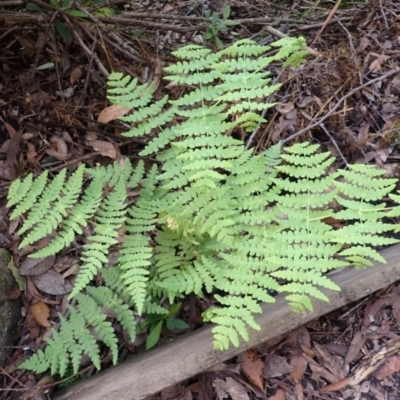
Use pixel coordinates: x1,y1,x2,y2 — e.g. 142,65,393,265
1,0,400,399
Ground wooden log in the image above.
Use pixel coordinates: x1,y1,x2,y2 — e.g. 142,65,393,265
53,243,400,400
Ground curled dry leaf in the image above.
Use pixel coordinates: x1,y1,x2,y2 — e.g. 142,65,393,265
241,350,264,391
97,104,132,124
50,135,68,154
45,148,71,161
30,301,51,328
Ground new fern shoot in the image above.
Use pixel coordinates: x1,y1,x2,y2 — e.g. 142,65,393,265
7,36,400,377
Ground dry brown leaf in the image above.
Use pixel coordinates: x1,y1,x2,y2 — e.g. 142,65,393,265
27,142,37,166
357,36,371,51
289,353,307,381
61,263,80,279
85,131,98,141
30,301,51,328
241,350,264,390
26,312,40,339
97,104,132,124
320,376,352,392
344,331,365,368
88,139,120,160
368,54,390,73
374,355,400,380
268,388,286,400
70,65,82,85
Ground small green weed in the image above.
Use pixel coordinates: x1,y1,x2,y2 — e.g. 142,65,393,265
138,303,189,350
203,5,239,47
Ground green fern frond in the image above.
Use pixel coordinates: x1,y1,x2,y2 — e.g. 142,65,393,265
19,165,85,244
70,176,127,297
118,234,152,314
203,295,262,350
20,294,116,378
218,38,271,57
31,171,104,258
169,44,214,60
10,171,48,219
87,286,137,341
7,173,33,208
270,37,308,66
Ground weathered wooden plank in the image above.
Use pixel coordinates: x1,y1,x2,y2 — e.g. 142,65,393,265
52,243,400,400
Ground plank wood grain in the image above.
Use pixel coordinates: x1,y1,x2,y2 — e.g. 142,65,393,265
52,243,400,400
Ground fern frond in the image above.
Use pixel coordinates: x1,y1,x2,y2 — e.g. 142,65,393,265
10,171,48,219
203,295,262,350
7,173,33,208
31,171,104,258
118,233,152,315
19,165,85,242
86,286,137,341
70,176,127,297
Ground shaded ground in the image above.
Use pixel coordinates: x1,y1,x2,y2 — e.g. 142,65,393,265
0,0,400,399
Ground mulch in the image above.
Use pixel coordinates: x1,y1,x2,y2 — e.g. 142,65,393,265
1,0,400,399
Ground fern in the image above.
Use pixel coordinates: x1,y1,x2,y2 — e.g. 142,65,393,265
20,283,134,377
8,37,400,375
